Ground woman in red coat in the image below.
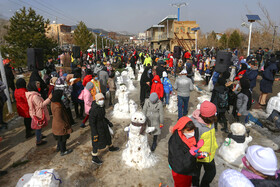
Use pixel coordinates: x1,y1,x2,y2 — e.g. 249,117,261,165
14,78,34,139
150,75,164,100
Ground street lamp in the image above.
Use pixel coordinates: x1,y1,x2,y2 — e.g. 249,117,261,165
170,2,188,21
93,30,100,52
191,27,200,53
246,15,261,57
100,34,105,50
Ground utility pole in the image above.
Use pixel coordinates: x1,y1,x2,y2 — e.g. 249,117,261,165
171,2,188,21
0,52,13,113
272,26,278,51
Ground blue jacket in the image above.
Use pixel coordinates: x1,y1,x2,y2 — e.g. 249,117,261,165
244,68,258,90
161,77,173,93
212,71,220,85
71,80,84,103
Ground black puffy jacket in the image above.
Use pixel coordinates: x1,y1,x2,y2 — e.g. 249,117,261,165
168,128,199,176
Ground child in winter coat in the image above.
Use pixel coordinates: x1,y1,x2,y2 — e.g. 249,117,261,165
143,93,164,152
107,72,116,106
191,101,218,187
168,117,204,187
14,78,34,139
89,93,119,165
90,73,101,100
71,72,84,120
150,75,164,100
51,90,73,156
241,145,280,186
160,71,173,105
26,81,52,146
78,82,94,128
236,78,252,125
198,59,204,75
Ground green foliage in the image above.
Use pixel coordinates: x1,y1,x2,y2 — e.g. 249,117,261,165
0,7,57,67
219,34,228,49
73,21,94,51
228,30,241,49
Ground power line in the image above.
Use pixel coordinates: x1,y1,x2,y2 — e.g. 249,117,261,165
31,0,80,24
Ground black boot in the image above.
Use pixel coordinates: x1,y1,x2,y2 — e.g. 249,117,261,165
92,156,103,165
0,170,7,177
151,135,158,152
109,146,120,152
221,123,229,133
214,123,218,132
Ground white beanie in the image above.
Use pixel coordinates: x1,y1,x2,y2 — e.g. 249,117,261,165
162,71,167,77
245,145,278,176
218,169,254,187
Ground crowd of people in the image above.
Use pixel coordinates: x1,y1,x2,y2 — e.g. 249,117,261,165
0,45,280,186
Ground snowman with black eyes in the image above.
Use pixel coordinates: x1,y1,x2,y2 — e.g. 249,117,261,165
122,112,157,170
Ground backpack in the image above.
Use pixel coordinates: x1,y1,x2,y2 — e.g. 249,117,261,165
217,91,229,109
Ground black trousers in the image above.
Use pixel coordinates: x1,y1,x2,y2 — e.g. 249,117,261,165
74,102,84,118
57,140,66,153
192,159,216,187
205,76,211,85
24,118,32,136
215,112,227,129
0,102,4,123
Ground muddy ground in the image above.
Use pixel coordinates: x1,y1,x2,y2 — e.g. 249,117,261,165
0,76,280,187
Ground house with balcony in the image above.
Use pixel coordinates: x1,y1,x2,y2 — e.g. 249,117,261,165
145,15,199,52
46,24,73,45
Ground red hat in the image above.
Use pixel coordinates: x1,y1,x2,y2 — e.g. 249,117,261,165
200,101,216,117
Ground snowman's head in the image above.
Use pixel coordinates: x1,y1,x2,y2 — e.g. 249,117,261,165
121,71,128,77
230,123,246,136
115,71,120,77
119,84,127,92
131,112,146,135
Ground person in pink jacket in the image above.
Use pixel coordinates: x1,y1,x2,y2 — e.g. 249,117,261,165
78,81,94,128
26,81,52,146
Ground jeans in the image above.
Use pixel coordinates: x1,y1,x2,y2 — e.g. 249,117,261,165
178,96,190,119
36,129,42,143
192,159,216,187
164,93,170,105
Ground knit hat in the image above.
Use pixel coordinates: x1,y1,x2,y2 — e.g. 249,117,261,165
200,101,217,117
149,92,158,104
86,81,94,91
218,169,254,187
95,93,104,101
244,145,278,176
162,71,167,77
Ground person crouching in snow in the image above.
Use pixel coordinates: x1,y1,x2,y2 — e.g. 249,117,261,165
150,75,164,100
51,90,73,156
169,117,205,187
89,93,119,165
78,81,94,128
143,92,164,152
161,71,173,106
191,101,218,187
236,78,252,125
241,145,280,186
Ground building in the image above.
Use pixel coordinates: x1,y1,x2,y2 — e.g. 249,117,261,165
145,15,199,52
46,24,73,45
108,32,117,40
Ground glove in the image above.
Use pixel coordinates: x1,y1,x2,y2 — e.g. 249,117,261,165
196,151,209,159
160,124,164,129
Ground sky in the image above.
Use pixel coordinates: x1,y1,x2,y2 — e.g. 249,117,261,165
0,0,280,34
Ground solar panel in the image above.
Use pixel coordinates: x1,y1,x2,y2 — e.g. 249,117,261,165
246,15,261,21
191,27,200,31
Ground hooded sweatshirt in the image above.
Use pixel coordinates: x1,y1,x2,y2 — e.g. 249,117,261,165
150,75,164,99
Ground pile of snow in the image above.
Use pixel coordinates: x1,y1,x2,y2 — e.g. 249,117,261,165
196,94,211,109
266,92,280,115
113,84,138,119
122,112,157,170
137,64,144,81
167,93,178,113
194,68,204,81
219,123,252,167
16,169,61,187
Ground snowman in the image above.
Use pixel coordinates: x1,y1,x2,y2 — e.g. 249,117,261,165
126,67,135,80
196,94,211,109
167,93,178,113
194,68,204,81
137,65,144,81
122,112,157,170
219,123,252,167
266,92,280,115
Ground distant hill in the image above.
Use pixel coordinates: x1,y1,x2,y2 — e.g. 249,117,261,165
71,25,134,36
